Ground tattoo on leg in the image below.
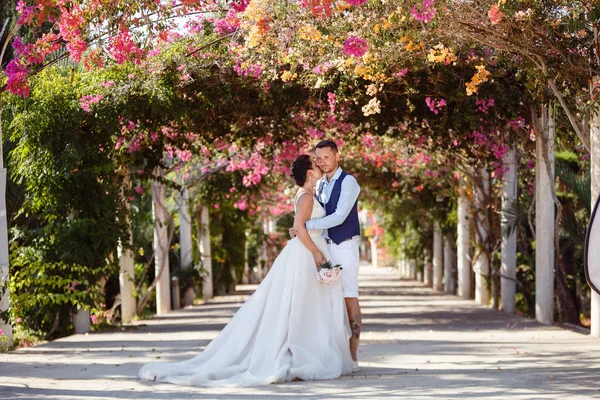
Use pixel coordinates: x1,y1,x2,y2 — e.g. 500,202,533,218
350,313,362,340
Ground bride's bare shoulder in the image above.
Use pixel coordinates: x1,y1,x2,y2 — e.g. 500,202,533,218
294,190,314,210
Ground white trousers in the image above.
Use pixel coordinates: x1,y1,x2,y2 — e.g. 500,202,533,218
328,237,360,298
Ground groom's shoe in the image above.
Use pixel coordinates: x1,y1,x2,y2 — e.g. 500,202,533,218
352,360,360,373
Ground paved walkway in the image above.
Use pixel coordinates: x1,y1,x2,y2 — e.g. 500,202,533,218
1,265,600,399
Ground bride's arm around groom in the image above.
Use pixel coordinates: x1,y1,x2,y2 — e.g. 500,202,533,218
294,192,326,266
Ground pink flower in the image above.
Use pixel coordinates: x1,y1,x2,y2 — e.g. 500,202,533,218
345,0,368,5
327,92,336,113
80,94,104,113
214,10,241,35
412,0,436,23
488,4,504,25
425,97,446,114
234,198,248,211
231,0,250,12
343,36,369,57
67,37,87,63
16,317,22,323
90,314,99,325
6,59,30,98
107,28,145,64
395,68,408,80
16,0,35,25
134,186,144,194
0,329,3,336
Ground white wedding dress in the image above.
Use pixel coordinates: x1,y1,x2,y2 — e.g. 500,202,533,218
139,194,353,387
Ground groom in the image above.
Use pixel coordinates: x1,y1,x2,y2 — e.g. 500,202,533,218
292,139,362,372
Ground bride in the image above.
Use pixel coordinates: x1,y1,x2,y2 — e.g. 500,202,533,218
139,154,353,387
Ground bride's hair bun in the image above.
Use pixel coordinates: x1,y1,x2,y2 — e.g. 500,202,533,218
290,155,312,187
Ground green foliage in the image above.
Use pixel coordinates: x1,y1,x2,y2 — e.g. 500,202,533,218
6,246,112,338
4,68,127,338
209,202,249,294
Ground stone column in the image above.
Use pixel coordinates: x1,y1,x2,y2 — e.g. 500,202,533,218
501,147,518,313
535,103,555,325
591,77,600,336
423,246,433,287
199,206,213,300
179,187,195,306
457,176,472,300
474,168,491,306
0,168,12,344
410,259,417,280
369,237,378,268
433,221,443,291
152,174,171,315
443,234,456,294
118,176,136,323
179,187,193,269
118,222,136,323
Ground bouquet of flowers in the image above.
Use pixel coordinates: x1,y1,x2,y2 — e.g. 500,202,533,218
316,260,343,284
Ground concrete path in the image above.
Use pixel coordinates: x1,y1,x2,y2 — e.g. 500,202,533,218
1,265,600,399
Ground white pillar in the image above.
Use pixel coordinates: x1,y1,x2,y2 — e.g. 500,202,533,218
410,259,417,280
369,238,378,268
535,103,555,325
443,234,455,294
475,168,491,306
433,221,443,291
0,168,12,344
200,206,213,300
423,246,433,287
179,187,193,268
118,225,136,323
457,177,472,300
118,176,136,323
590,79,600,336
152,175,171,315
501,147,518,313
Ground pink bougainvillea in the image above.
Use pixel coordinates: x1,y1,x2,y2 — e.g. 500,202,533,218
425,97,447,114
107,28,146,64
412,0,436,23
80,94,105,113
6,59,30,97
343,36,369,57
345,0,368,6
488,4,504,25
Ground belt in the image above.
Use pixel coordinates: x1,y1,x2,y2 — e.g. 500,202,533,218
326,235,359,245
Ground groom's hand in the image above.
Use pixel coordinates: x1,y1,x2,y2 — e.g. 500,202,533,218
289,228,298,238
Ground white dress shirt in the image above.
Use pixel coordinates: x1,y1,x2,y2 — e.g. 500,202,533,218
306,167,361,233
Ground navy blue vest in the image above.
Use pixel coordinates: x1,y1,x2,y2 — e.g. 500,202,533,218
319,171,360,245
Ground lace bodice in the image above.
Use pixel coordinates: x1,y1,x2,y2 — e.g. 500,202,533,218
294,192,325,236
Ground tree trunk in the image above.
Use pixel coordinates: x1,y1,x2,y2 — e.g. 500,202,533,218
152,173,171,315
556,237,580,325
591,76,600,336
457,176,472,300
501,146,518,313
433,221,443,291
535,103,556,325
